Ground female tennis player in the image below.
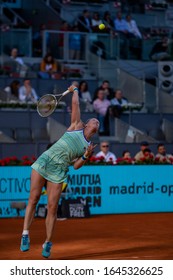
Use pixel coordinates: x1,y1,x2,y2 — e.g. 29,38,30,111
20,85,100,258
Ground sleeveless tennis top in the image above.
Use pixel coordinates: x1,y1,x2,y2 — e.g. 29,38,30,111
31,129,90,183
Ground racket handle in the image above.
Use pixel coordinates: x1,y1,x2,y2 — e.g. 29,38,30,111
62,90,70,96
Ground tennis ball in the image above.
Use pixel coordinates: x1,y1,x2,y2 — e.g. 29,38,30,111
99,23,105,30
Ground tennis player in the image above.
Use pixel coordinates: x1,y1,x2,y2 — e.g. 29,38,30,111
20,85,100,258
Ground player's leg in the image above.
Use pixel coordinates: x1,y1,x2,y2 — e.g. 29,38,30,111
42,181,62,258
20,169,46,252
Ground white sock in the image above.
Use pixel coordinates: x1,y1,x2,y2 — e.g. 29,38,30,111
22,230,29,235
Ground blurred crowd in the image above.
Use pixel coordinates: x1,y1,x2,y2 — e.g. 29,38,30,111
1,76,133,136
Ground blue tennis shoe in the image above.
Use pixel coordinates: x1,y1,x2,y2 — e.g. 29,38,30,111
42,242,52,258
20,235,30,252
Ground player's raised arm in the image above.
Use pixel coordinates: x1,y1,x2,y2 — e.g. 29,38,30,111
67,85,83,130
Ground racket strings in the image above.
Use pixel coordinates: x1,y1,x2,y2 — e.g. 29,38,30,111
37,95,57,117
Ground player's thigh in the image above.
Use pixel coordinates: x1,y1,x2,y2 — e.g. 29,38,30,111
46,181,63,207
29,169,46,200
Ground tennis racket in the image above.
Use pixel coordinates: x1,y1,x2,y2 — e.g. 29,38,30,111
37,89,70,117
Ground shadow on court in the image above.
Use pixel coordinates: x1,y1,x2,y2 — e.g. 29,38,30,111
0,213,173,260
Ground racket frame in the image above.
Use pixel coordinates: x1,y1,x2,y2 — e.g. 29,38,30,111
37,90,70,117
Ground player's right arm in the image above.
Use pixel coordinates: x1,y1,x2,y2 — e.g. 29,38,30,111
67,85,83,131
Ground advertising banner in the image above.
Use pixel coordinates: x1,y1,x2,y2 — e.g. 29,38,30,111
0,167,47,218
0,166,173,217
67,165,173,214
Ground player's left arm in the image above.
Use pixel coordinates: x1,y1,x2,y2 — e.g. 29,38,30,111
73,143,97,169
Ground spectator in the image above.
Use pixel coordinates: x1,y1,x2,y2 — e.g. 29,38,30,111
114,11,129,58
125,14,142,59
78,80,93,111
155,143,173,164
123,150,135,163
142,148,154,160
93,80,114,101
79,80,92,103
134,141,154,161
10,47,25,66
103,11,114,33
19,79,38,102
114,11,128,35
110,89,128,118
149,37,171,61
10,47,28,76
39,52,58,79
116,150,134,164
77,9,92,33
122,150,132,160
93,88,111,135
69,25,82,60
79,81,92,104
125,14,142,39
4,80,20,100
96,141,117,163
76,10,92,59
91,12,103,33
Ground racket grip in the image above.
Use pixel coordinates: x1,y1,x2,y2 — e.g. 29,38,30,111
62,90,70,96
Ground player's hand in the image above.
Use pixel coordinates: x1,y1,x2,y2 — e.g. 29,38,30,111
68,85,78,93
84,143,97,158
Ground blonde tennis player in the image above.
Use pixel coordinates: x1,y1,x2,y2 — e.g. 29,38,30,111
20,85,99,258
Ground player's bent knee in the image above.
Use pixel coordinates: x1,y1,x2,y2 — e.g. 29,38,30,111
28,194,40,206
47,203,58,216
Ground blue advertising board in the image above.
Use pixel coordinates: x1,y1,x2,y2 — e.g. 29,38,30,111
0,167,47,218
0,166,173,217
